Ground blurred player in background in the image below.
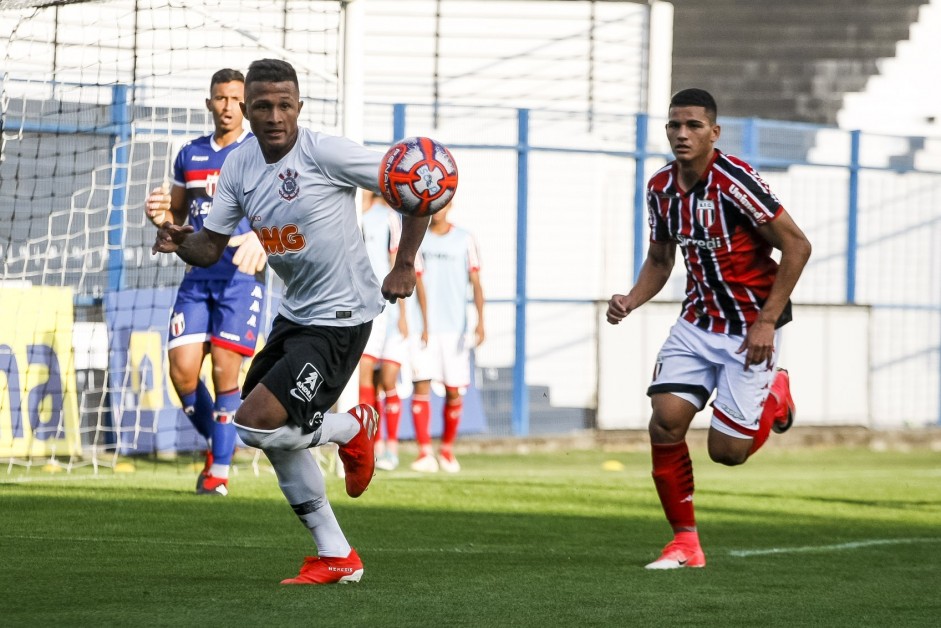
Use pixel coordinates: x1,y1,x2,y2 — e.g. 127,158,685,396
153,59,429,585
358,191,417,471
606,88,812,569
409,202,485,473
144,68,266,496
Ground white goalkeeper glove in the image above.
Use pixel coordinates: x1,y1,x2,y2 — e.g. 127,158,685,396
229,232,267,275
145,183,172,226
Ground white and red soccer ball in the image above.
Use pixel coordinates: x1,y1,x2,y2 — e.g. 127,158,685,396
378,136,458,217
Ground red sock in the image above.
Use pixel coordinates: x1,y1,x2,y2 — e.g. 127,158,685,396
651,441,696,531
359,385,377,412
384,391,402,445
441,391,462,452
411,394,432,448
749,393,779,456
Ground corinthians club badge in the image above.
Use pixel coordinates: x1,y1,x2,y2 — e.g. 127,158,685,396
278,168,300,201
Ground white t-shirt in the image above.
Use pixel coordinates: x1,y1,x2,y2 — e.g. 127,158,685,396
206,128,385,326
411,224,481,334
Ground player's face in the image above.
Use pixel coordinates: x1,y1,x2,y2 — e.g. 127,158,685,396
430,203,452,226
665,106,720,166
206,81,244,136
242,80,304,162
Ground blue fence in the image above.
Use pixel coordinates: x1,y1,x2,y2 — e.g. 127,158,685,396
372,102,941,431
3,92,941,440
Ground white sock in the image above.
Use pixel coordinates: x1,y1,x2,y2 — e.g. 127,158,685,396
235,422,317,451
265,447,351,557
209,463,229,479
315,411,359,447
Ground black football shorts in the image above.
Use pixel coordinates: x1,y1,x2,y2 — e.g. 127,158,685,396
243,315,372,433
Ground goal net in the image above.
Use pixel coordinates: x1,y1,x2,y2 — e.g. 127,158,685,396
0,0,347,470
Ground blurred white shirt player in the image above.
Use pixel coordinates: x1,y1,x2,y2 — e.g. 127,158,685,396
357,191,414,471
407,202,485,473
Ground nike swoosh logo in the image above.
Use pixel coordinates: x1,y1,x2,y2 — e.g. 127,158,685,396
677,559,688,566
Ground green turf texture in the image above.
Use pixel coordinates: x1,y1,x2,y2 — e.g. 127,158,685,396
1,447,939,627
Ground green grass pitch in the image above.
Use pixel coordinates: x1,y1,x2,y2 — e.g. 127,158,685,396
1,446,939,627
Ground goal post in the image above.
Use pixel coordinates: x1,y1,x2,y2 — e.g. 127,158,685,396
0,0,356,470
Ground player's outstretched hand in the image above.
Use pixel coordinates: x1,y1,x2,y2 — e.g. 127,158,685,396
229,232,267,274
152,222,195,255
606,294,633,325
145,184,172,226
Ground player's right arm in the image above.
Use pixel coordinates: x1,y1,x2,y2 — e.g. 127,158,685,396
397,299,409,337
415,272,429,346
383,215,430,302
152,223,229,268
606,240,675,325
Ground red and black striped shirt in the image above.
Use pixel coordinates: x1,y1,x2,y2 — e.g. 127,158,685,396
647,149,791,336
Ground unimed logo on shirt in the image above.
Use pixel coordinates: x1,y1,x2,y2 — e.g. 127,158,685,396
256,225,306,255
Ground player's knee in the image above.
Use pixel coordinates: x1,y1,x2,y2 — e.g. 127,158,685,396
168,365,197,392
235,422,312,452
708,449,747,466
648,414,686,443
235,422,265,448
706,429,751,466
648,394,696,443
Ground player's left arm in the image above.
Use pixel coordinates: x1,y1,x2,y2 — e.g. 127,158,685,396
469,268,485,347
383,215,430,302
738,209,812,368
316,134,423,301
153,223,230,267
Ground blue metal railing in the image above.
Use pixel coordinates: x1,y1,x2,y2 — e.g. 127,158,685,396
6,93,941,429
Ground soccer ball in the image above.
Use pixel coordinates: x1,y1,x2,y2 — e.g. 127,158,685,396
378,136,458,217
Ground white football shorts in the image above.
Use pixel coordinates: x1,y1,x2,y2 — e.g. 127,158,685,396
361,307,389,362
648,318,779,439
409,331,472,389
380,330,409,366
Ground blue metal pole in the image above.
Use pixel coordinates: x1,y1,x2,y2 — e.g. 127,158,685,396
513,109,530,436
393,103,406,141
743,117,759,164
108,84,130,293
846,130,861,304
632,113,648,281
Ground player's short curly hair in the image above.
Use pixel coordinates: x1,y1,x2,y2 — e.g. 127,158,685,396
246,59,299,89
670,88,718,123
210,68,244,88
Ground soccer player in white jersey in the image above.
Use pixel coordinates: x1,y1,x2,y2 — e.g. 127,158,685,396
152,59,429,585
358,190,413,471
408,202,485,473
606,88,812,569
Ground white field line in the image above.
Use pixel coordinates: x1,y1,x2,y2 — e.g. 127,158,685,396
730,537,941,558
7,533,940,559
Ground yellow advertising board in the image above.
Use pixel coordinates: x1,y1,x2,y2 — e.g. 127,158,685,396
0,286,81,457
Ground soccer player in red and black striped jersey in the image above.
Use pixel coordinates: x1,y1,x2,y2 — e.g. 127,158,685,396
606,88,812,569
